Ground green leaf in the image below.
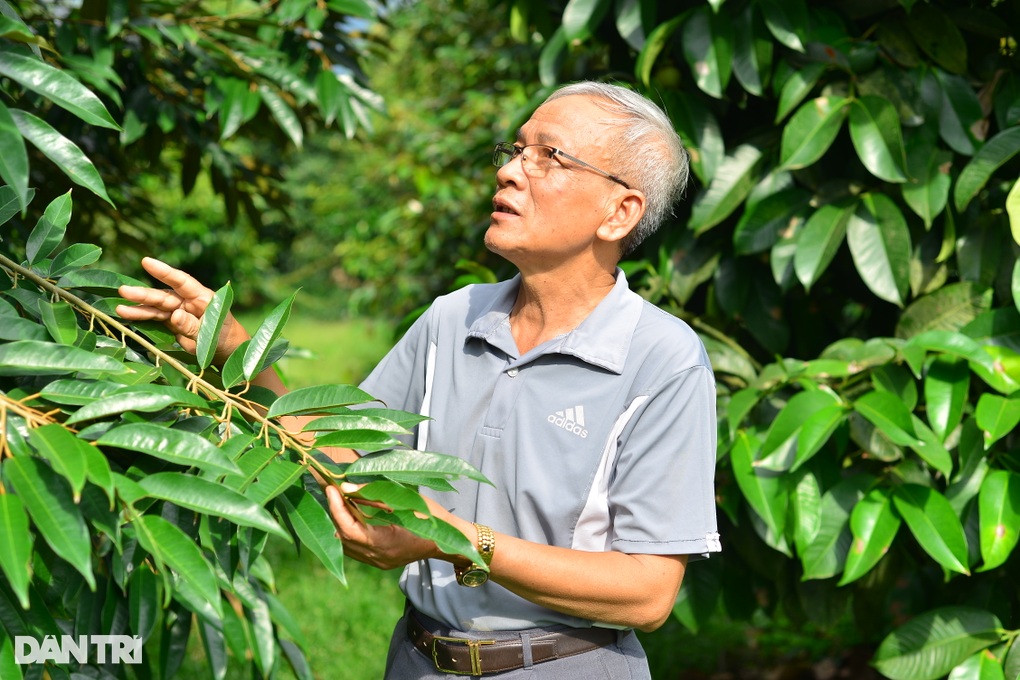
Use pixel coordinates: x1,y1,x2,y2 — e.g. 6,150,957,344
3,456,95,589
40,378,121,405
905,3,967,74
276,487,345,585
27,423,89,501
1007,177,1020,248
258,85,303,149
326,0,374,18
730,432,789,555
977,470,1020,572
128,565,160,642
847,193,911,307
25,190,71,264
244,459,306,506
66,384,212,424
97,423,242,476
0,50,120,130
930,69,983,156
873,606,1001,680
10,109,113,206
139,472,288,539
902,127,952,229
377,509,483,565
0,339,129,376
759,0,807,52
854,390,918,447
346,449,491,486
848,96,908,182
793,404,848,472
731,4,772,96
947,650,1006,680
38,300,78,345
910,415,954,479
661,90,724,185
897,282,994,339
681,6,733,99
302,413,411,434
267,384,375,417
132,515,222,619
243,292,296,381
561,0,611,43
775,62,825,123
350,479,430,515
733,188,810,256
0,494,33,609
779,96,849,170
953,127,1020,213
58,267,144,291
196,283,234,370
893,484,970,575
800,477,866,580
757,389,841,471
975,393,1020,450
314,429,405,452
925,357,970,442
839,488,901,586
688,144,763,234
0,184,33,226
794,199,855,291
538,27,567,88
635,14,685,88
0,100,28,213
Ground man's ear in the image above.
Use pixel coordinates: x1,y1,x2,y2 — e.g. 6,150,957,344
597,190,646,245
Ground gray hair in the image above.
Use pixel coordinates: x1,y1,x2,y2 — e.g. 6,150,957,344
544,81,689,254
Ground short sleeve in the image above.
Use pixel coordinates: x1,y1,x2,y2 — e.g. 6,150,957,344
609,364,721,559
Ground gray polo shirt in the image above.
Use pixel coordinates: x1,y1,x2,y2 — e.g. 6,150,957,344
359,269,721,632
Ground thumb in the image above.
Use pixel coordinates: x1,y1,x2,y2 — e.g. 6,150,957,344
170,307,201,352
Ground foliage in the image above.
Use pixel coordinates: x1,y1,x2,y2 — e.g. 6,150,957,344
277,0,537,317
0,191,488,678
0,0,385,294
501,0,1020,677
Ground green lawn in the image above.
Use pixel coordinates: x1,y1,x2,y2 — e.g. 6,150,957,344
181,314,405,679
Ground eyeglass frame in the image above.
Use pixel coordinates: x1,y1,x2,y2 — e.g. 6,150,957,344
492,142,631,189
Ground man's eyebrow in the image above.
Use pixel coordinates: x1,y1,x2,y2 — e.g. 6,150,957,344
514,127,562,147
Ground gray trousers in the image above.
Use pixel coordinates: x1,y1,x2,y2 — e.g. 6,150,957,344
383,608,651,679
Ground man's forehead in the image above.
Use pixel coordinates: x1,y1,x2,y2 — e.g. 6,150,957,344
517,96,616,147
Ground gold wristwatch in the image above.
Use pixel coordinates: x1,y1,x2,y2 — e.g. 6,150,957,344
455,523,495,587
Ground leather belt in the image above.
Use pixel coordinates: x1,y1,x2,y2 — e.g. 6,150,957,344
406,609,620,676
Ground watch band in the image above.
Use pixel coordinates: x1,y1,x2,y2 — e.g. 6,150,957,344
455,523,495,587
474,523,495,566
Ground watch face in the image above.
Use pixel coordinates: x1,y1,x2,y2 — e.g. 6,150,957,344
460,569,488,587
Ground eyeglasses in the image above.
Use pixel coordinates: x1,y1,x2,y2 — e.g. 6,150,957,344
492,142,630,189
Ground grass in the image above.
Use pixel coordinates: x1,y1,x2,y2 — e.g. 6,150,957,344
180,313,404,679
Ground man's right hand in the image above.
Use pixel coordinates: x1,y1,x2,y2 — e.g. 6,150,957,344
116,257,250,365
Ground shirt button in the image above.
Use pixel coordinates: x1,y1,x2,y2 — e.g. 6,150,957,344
507,368,519,378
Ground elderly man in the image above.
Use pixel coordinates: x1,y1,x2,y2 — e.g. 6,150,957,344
119,80,720,679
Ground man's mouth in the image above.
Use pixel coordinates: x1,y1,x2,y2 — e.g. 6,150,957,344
492,198,519,215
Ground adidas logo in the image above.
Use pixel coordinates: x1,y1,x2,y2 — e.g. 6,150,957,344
547,406,589,439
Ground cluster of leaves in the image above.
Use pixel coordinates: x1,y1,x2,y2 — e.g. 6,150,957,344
0,188,488,679
0,0,385,290
505,0,1020,677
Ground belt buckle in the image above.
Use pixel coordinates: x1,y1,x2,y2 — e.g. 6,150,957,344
432,635,496,676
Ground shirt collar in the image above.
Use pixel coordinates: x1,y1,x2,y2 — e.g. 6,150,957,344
466,269,642,374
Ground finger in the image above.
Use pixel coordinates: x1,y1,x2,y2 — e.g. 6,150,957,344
114,302,172,321
140,257,214,305
169,307,202,339
117,285,183,311
326,485,367,536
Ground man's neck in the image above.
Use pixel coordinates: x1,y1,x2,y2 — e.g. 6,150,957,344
510,265,618,355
